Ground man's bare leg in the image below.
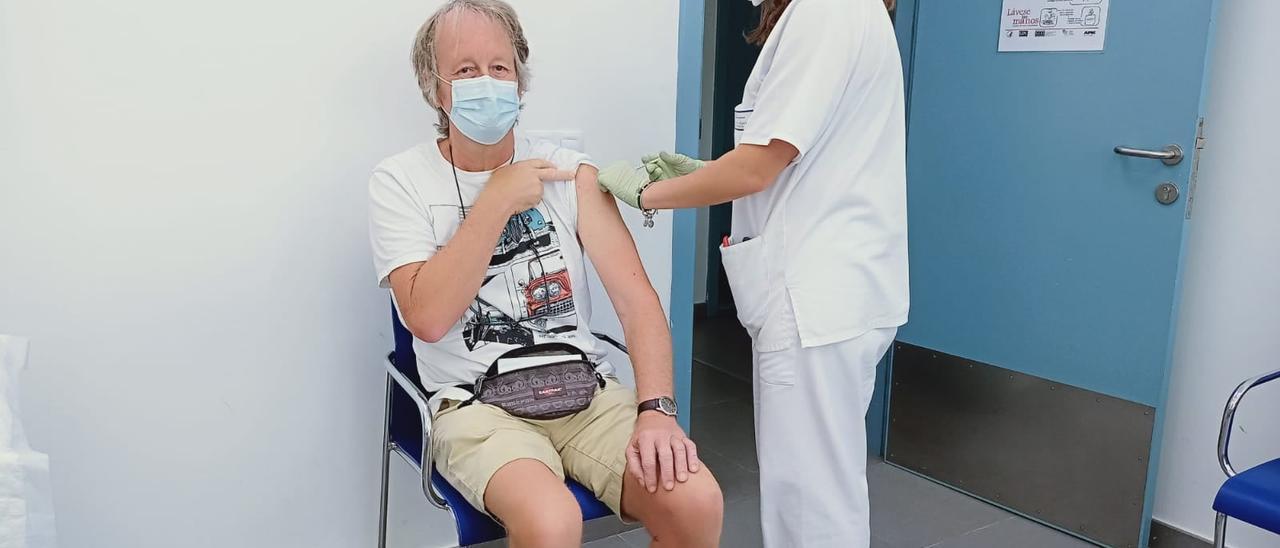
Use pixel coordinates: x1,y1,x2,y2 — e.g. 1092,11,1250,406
621,466,724,547
484,459,583,548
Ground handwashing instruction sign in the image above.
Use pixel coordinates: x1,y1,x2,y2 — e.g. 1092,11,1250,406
998,0,1109,52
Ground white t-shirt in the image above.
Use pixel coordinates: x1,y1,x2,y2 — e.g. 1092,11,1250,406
368,134,613,407
733,0,909,348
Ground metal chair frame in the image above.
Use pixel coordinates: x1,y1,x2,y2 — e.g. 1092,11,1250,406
1213,367,1280,548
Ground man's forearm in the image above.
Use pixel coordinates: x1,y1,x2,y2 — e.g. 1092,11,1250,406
620,302,676,403
398,197,510,341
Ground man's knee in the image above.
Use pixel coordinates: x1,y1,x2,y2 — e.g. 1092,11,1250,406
645,472,724,543
675,475,725,525
504,498,584,548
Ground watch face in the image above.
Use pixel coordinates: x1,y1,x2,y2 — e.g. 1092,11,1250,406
658,397,678,415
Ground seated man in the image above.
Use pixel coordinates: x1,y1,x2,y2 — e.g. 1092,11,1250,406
367,1,723,546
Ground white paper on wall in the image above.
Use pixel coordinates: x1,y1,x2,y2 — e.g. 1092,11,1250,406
998,0,1110,52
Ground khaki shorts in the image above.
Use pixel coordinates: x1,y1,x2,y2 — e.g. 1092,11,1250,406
431,379,637,519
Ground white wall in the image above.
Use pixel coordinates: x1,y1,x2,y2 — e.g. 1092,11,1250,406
1154,0,1280,545
0,1,679,547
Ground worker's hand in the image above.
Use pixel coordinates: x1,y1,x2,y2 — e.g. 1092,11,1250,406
642,151,706,181
596,161,650,210
479,159,576,216
627,412,702,493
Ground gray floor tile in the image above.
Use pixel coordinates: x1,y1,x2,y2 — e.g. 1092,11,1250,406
690,399,758,471
688,354,1091,548
693,314,753,381
1148,521,1213,548
583,534,632,548
720,496,764,548
698,446,759,503
582,515,641,543
619,527,651,548
871,537,898,548
931,516,1094,548
473,517,633,547
868,461,1012,547
691,361,752,408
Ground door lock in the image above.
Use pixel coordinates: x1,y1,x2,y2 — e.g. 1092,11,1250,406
1155,182,1180,205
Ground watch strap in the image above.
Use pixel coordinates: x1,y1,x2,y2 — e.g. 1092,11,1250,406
638,397,676,417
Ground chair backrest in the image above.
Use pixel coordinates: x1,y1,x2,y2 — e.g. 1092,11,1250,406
390,303,423,387
389,302,427,462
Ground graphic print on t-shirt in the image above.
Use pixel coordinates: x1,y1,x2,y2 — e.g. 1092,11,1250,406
429,204,578,351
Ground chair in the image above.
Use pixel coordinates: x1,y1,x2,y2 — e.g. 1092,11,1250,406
376,303,629,547
1212,367,1280,548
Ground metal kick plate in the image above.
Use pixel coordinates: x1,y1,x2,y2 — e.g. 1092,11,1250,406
887,343,1156,548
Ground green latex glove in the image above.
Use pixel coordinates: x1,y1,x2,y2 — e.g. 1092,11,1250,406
596,161,650,210
642,151,706,181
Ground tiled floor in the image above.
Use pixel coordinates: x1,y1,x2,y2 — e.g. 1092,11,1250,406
690,312,753,382
584,316,1093,548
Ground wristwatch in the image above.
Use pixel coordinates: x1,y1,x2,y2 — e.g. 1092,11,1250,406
638,396,678,418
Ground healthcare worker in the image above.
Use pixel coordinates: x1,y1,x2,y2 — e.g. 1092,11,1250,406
596,0,905,546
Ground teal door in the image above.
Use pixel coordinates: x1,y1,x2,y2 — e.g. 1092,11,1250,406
887,1,1221,547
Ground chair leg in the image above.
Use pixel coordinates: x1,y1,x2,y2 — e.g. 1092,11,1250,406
1213,512,1227,548
378,374,394,548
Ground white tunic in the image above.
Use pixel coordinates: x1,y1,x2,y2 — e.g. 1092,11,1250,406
726,0,909,352
723,1,909,546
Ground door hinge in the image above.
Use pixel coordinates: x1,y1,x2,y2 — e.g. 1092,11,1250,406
1185,117,1206,220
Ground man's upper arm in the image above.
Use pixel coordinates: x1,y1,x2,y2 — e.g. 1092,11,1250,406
369,165,435,288
574,166,657,310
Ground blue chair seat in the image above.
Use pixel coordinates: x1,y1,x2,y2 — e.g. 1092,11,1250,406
391,428,613,546
1213,458,1280,535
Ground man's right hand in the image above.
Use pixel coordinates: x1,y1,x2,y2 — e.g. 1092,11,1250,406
480,159,576,216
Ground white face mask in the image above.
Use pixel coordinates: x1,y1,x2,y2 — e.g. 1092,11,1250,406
437,74,521,146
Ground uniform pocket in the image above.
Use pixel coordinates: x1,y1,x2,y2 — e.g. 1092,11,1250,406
754,342,795,387
719,236,776,344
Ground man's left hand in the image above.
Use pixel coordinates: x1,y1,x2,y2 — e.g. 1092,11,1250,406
627,412,702,493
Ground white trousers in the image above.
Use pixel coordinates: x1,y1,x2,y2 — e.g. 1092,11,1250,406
753,327,896,548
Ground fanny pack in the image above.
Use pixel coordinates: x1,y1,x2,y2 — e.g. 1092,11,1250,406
463,343,605,420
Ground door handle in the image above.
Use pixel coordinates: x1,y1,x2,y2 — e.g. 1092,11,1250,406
1114,144,1183,166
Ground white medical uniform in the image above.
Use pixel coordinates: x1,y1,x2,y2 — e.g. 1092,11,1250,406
721,0,908,546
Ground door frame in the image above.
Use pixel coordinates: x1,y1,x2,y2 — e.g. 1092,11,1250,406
671,0,705,428
878,0,917,459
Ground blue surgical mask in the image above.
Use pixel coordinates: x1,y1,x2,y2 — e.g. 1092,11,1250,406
441,74,520,145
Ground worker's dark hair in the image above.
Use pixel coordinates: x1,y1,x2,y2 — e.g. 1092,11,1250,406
747,0,896,46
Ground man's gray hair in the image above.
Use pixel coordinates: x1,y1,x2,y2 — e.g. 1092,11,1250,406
411,0,531,137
